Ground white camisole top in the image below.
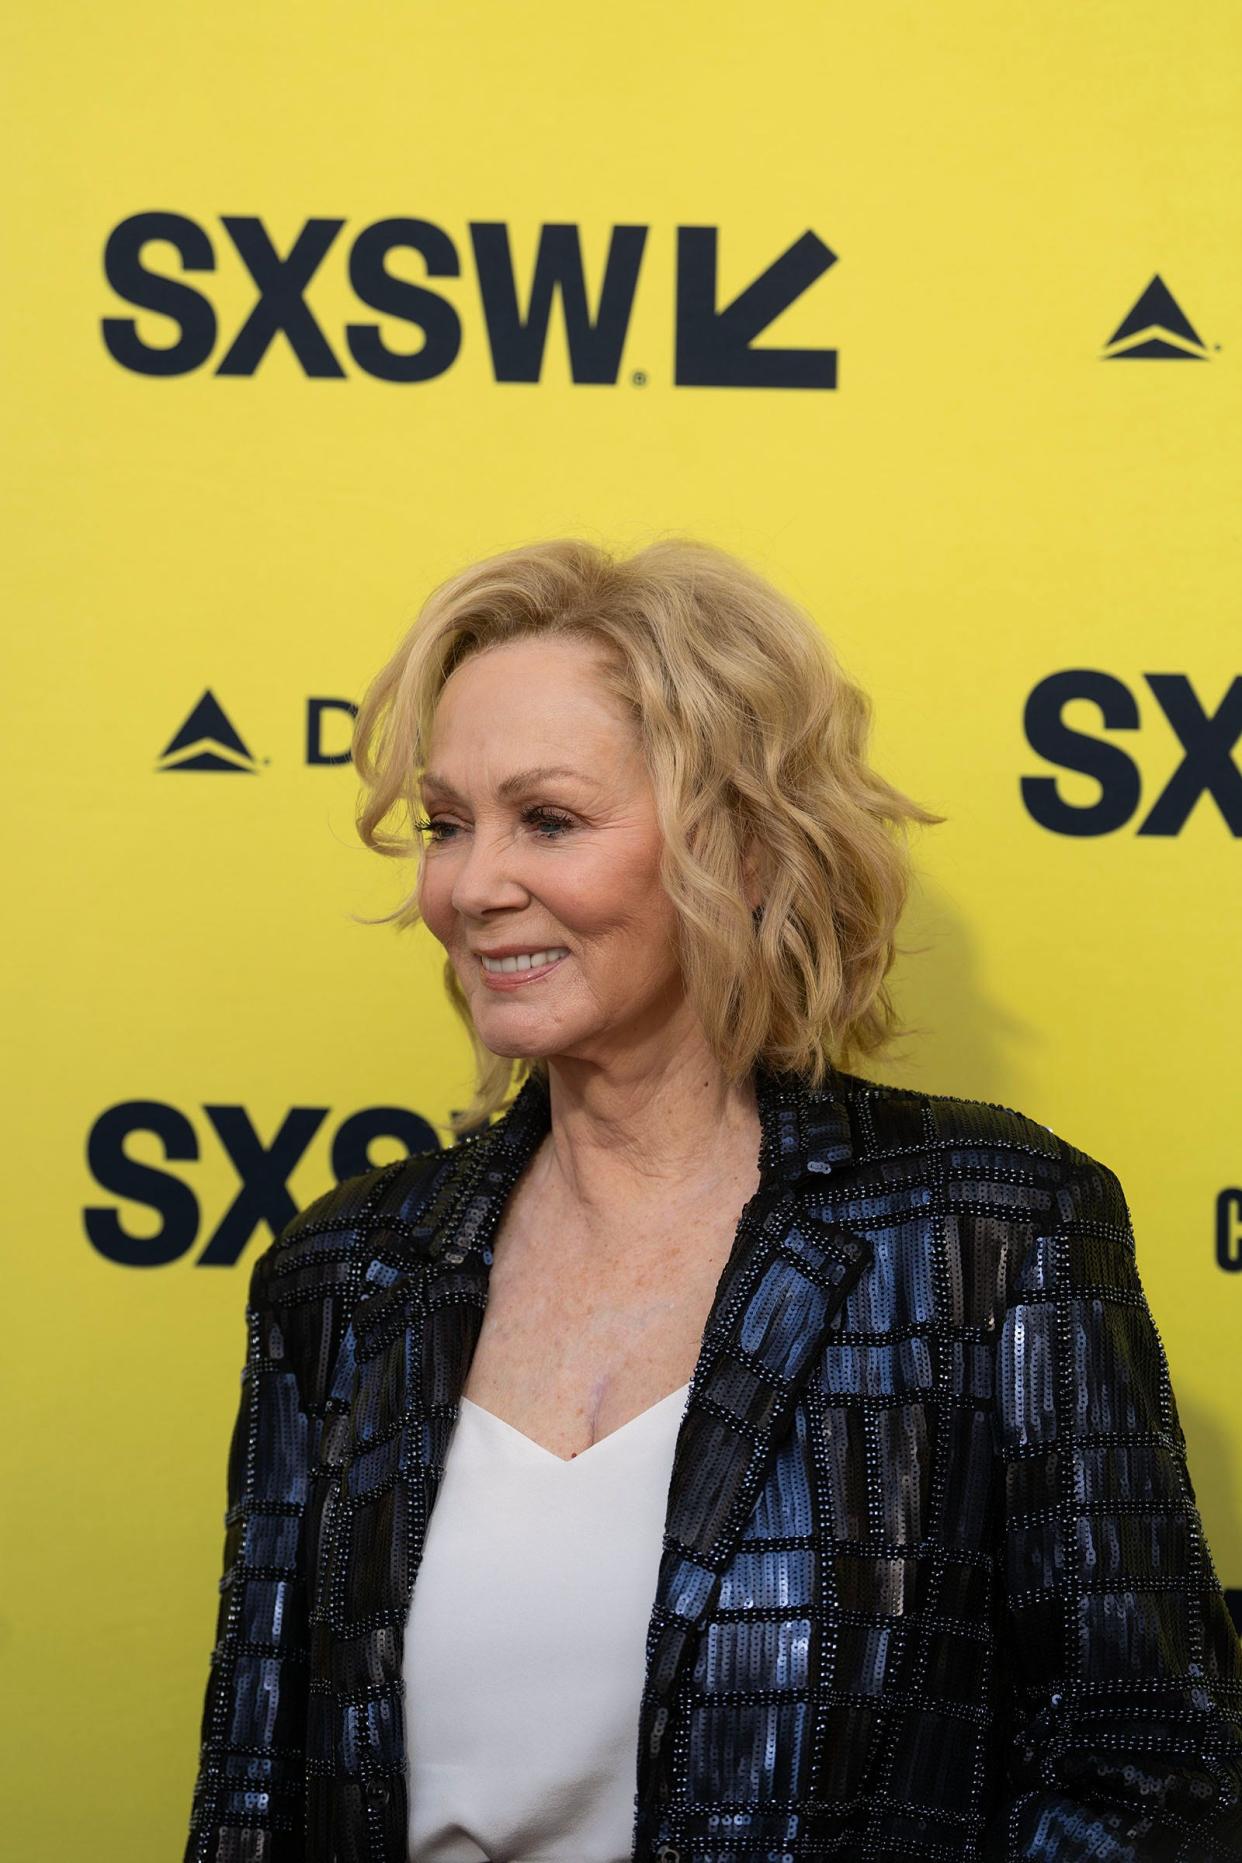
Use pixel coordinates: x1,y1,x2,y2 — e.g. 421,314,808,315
402,1379,692,1862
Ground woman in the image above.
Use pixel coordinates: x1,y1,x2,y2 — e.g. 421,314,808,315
185,538,1242,1863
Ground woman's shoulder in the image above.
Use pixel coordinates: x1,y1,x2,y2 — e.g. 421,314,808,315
246,1128,486,1306
827,1065,1129,1226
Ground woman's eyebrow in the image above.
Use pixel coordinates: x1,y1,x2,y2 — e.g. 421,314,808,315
419,764,596,802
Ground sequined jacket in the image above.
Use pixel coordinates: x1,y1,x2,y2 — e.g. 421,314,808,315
185,1061,1242,1862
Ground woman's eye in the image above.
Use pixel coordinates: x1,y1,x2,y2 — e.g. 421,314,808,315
412,816,455,842
413,807,574,843
524,807,574,839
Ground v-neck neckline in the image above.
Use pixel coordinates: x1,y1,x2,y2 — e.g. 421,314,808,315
459,1381,692,1466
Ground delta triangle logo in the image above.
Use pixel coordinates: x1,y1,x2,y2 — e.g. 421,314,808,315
156,689,260,772
1102,275,1210,360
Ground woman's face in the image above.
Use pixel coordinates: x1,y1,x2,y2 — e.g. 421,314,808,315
417,635,687,1068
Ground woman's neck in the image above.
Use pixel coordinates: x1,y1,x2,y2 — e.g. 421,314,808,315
531,1048,762,1225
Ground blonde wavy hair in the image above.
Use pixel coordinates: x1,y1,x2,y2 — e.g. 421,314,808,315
352,536,942,1138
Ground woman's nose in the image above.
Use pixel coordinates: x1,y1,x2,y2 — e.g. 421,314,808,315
449,827,530,916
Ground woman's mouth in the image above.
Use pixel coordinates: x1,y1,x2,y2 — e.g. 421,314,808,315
477,948,570,990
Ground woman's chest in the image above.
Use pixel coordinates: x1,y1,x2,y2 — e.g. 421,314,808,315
458,1193,744,1459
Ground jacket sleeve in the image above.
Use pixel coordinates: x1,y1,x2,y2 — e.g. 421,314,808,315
981,1157,1242,1861
184,1241,313,1862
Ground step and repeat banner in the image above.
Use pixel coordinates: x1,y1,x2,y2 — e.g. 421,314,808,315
4,2,1240,1854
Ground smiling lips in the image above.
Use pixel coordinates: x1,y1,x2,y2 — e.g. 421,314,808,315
479,946,569,974
477,947,570,985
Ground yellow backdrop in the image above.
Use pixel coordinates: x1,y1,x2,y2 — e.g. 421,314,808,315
4,2,1240,1853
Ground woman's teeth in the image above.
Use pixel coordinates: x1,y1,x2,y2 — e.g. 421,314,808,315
480,948,569,974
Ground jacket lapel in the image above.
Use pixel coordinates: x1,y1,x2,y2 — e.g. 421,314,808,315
633,1070,874,1795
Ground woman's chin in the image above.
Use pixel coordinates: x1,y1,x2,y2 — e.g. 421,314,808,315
475,1021,561,1060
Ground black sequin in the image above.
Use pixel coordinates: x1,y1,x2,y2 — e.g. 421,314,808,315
185,1062,1242,1861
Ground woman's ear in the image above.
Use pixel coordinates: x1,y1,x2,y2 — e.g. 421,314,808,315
741,836,764,917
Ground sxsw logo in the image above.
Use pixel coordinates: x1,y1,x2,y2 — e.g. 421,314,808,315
1021,672,1242,836
156,689,355,771
101,214,839,388
85,1099,440,1267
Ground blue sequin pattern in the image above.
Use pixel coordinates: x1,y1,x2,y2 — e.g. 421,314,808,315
185,1062,1242,1860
